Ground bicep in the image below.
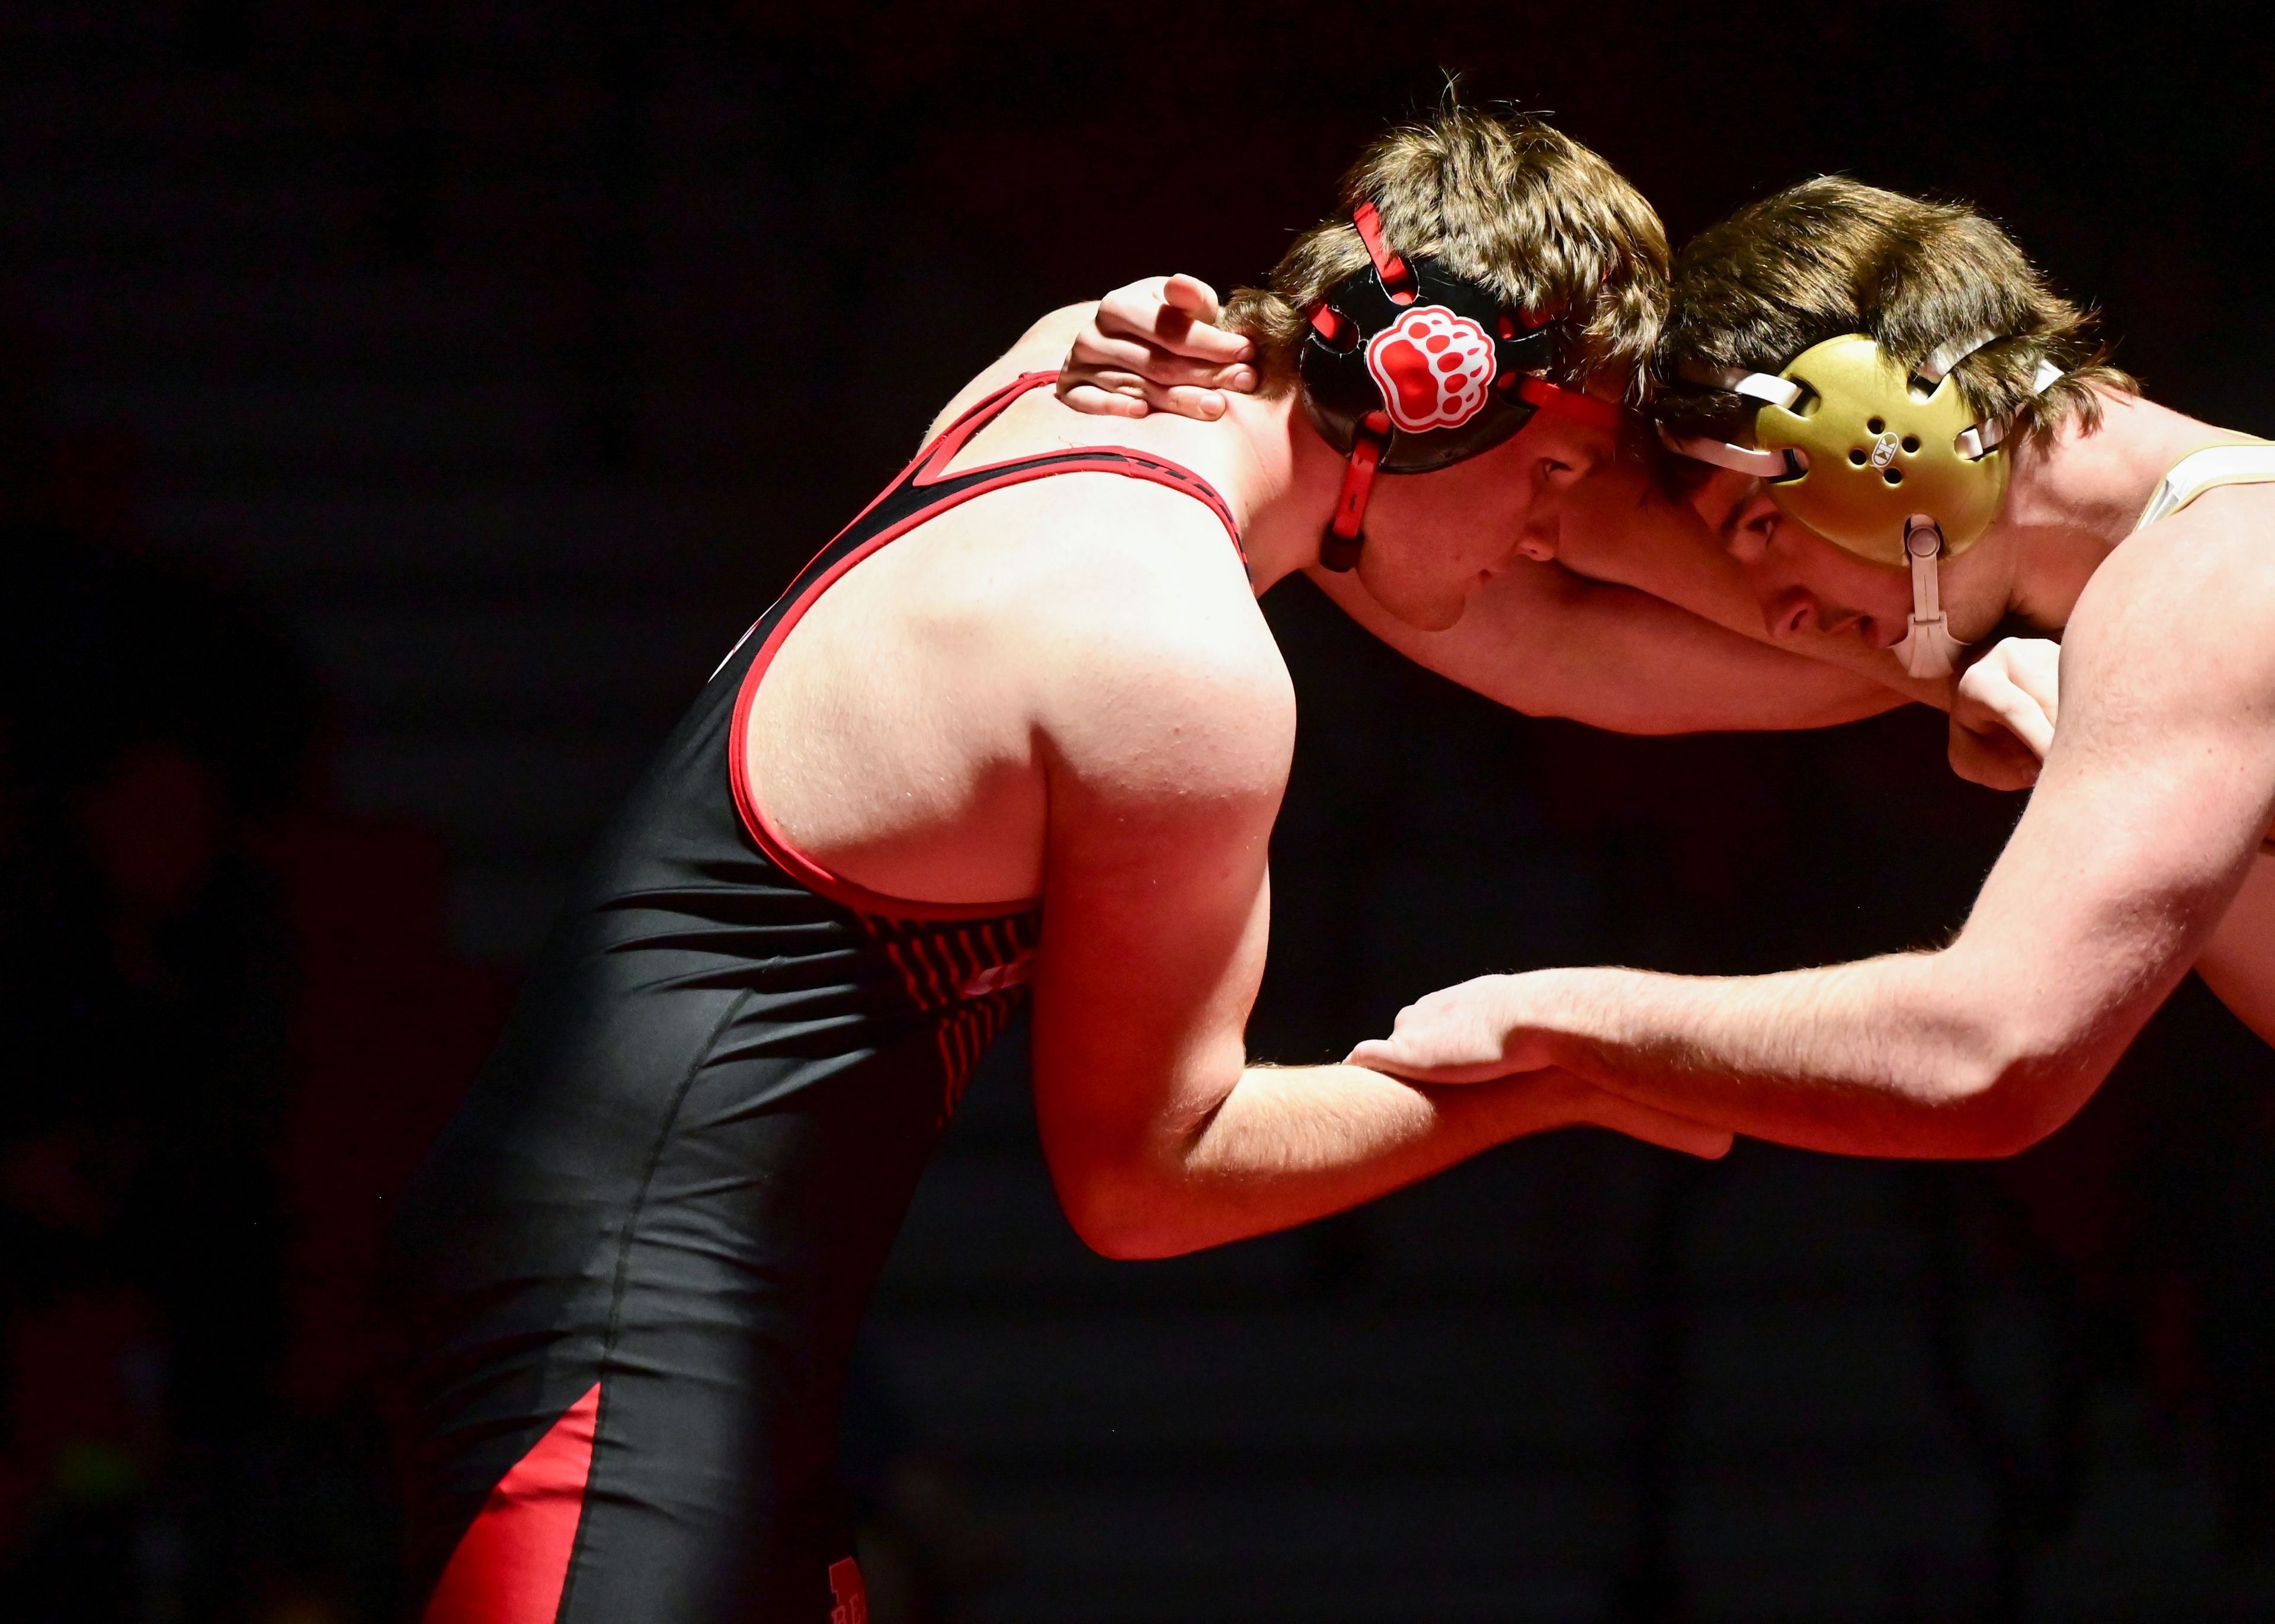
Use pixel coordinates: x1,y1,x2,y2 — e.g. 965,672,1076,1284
1023,651,1292,1205
1949,579,2275,1065
1313,562,1902,733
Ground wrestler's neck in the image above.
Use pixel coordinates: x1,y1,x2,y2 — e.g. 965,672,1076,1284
1968,388,2236,634
1194,389,1354,594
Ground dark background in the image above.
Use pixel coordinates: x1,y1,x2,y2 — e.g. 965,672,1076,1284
4,3,2273,1620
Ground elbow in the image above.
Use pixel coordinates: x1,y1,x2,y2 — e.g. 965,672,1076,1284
1074,1223,1183,1263
1055,1167,1199,1261
1916,1023,2104,1160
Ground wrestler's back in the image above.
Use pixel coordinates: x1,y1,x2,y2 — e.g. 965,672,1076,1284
384,358,1271,1624
743,379,1284,909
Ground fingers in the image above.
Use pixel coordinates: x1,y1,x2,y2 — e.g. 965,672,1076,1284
1960,639,2061,747
1155,384,1232,420
1074,331,1255,392
1056,370,1229,422
1584,1091,1736,1161
1159,273,1224,324
1954,644,2056,768
1523,1065,1736,1160
2001,637,2062,725
1059,294,1253,421
1344,1037,1515,1085
1061,270,1257,426
1947,712,2042,791
1097,276,1257,367
1957,677,2054,760
1347,976,1537,1082
1056,382,1153,420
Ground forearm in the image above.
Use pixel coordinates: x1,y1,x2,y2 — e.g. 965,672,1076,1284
1529,956,2077,1159
1310,564,1904,734
1087,1062,1580,1259
1554,477,1950,712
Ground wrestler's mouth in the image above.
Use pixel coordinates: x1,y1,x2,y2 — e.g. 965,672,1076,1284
1829,610,1906,651
1859,614,1905,650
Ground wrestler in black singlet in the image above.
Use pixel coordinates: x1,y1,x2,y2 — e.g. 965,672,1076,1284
386,373,1243,1624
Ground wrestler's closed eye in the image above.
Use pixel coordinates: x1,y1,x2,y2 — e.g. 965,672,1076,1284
1726,505,1777,559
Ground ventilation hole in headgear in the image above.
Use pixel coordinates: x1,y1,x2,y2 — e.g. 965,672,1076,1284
1848,449,1869,466
1901,435,1921,453
1867,417,1886,434
1882,468,1904,485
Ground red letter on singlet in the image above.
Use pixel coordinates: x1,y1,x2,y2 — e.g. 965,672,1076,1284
828,1556,869,1624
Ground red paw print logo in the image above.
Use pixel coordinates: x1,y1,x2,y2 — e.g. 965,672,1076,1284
1365,306,1495,433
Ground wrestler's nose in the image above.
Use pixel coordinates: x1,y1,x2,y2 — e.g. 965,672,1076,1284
1513,513,1557,564
1763,586,1817,642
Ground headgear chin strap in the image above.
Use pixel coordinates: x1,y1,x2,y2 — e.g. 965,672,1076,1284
1662,332,2063,678
1302,201,1627,571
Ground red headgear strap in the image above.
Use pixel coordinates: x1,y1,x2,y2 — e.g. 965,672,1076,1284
1351,201,1415,305
1515,376,1626,431
1321,410,1390,571
1316,206,1622,571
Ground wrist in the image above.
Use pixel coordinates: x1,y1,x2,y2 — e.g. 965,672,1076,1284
1499,968,1594,1074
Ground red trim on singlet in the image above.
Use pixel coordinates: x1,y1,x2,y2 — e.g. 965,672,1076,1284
421,1382,601,1624
729,370,1245,922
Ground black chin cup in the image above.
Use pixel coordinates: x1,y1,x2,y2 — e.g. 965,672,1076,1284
1301,256,1555,571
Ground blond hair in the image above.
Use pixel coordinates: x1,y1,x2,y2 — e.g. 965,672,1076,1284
1223,94,1670,401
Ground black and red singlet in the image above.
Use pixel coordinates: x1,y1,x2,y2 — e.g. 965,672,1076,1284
386,373,1242,1624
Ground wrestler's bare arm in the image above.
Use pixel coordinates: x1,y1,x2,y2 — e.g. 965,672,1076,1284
1022,546,1729,1260
1309,557,1897,734
1950,636,2275,1045
2201,863,2275,1046
1061,277,1934,728
1350,488,2275,1157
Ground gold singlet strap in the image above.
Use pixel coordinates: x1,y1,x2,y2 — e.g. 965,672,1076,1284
2135,440,2275,532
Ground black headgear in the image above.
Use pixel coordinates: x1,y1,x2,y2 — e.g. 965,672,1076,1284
1300,201,1623,570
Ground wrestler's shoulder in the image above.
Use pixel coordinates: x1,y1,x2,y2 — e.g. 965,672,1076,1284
2066,482,2275,702
998,497,1291,795
1035,523,1290,743
2091,480,2275,612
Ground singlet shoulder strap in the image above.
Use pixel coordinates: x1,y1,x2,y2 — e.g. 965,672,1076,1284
904,371,1244,557
2135,439,2275,532
726,369,1247,922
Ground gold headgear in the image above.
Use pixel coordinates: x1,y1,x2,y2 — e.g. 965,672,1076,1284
1664,332,2062,677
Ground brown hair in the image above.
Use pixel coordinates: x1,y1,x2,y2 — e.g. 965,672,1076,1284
1223,93,1670,401
1655,177,2133,451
